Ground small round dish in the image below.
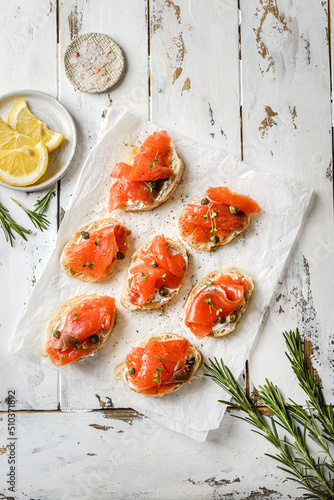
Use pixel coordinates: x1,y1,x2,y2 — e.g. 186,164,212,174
64,32,125,94
0,90,77,192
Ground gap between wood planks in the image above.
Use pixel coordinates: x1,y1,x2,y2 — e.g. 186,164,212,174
0,406,276,419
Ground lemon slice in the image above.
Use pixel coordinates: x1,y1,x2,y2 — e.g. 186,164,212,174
8,99,65,152
0,141,48,186
0,115,37,150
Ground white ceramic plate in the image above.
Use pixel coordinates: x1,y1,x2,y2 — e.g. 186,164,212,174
0,89,77,192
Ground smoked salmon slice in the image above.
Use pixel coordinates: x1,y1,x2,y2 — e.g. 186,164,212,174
46,296,116,367
185,275,249,339
109,130,174,210
64,224,131,281
128,234,186,306
178,186,260,247
206,186,261,216
125,339,190,395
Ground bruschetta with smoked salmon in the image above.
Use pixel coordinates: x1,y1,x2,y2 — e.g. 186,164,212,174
41,294,117,367
60,218,131,282
109,130,184,211
121,234,187,310
177,186,261,251
114,333,202,397
184,267,254,339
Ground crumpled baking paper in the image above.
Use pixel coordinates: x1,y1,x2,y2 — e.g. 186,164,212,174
8,108,312,441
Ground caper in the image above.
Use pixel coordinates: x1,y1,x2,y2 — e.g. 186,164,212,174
187,355,195,365
229,206,239,215
90,334,99,344
159,288,168,297
217,317,226,324
205,279,213,286
81,231,90,239
149,260,158,267
210,235,219,244
116,251,125,260
128,367,135,375
53,330,61,339
146,181,156,191
229,314,237,323
201,197,209,205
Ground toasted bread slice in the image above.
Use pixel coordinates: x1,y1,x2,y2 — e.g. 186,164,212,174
41,294,117,361
177,194,250,251
184,266,254,337
110,144,184,212
120,236,188,311
114,333,203,397
60,218,131,283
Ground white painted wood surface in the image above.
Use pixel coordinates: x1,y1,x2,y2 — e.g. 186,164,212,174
0,0,333,498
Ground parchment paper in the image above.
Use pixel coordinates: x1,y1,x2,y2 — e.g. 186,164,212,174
8,108,312,441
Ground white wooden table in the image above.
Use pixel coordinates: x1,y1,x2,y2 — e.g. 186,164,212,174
0,1,333,498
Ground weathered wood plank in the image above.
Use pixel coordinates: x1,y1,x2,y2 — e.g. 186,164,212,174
0,410,303,498
0,0,59,410
58,0,149,410
150,0,241,156
240,0,333,402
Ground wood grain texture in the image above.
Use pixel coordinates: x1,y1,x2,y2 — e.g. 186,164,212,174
240,0,334,402
0,1,333,496
0,410,304,498
0,0,59,410
57,0,150,410
150,0,241,156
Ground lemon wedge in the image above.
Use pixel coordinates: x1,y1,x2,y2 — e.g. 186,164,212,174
8,99,65,152
0,141,48,186
0,115,37,150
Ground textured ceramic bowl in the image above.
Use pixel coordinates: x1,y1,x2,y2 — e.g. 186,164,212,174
64,32,125,93
0,89,77,192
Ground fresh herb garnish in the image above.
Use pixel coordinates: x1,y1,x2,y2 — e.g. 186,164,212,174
153,353,169,373
205,328,334,500
123,135,135,147
153,365,165,384
74,344,80,350
150,157,158,168
88,263,94,269
145,181,156,193
72,311,78,321
141,271,147,281
82,342,88,349
94,240,100,246
203,204,219,235
161,273,166,282
82,264,87,268
159,310,169,318
204,297,222,316
0,201,30,246
12,188,54,232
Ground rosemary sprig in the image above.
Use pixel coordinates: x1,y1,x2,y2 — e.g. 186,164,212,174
34,188,54,214
205,329,334,499
284,329,334,448
0,202,31,246
11,188,54,232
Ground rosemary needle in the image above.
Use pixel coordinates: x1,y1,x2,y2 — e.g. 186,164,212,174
11,188,54,232
33,188,54,214
0,202,31,246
